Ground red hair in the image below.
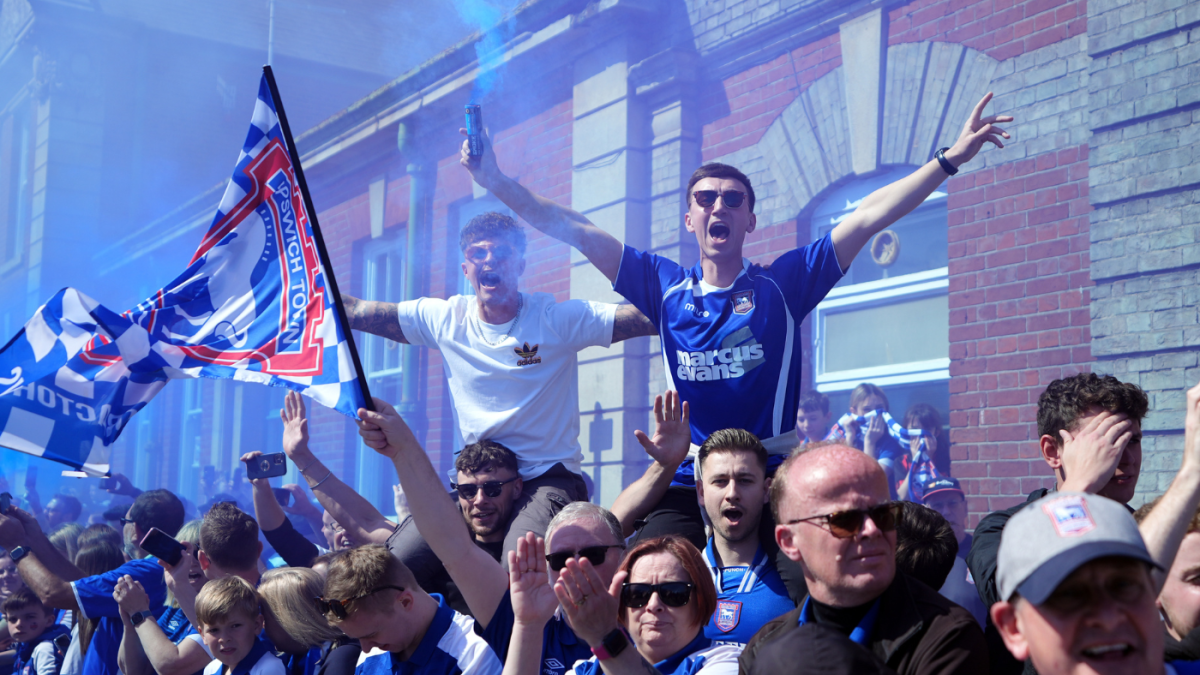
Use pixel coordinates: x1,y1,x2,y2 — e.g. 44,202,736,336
617,535,716,630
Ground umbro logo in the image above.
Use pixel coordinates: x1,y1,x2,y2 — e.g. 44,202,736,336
514,342,542,367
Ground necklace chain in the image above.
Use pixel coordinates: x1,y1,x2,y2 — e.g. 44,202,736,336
474,294,523,347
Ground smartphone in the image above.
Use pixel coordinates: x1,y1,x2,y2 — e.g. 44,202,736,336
52,633,70,653
272,487,292,507
0,492,10,515
245,453,287,480
23,466,36,490
99,477,117,490
465,104,483,158
139,527,184,566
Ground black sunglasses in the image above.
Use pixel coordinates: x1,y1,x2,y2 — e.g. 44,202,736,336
622,582,694,609
316,585,405,620
451,476,519,500
788,502,902,539
692,189,747,209
545,544,625,571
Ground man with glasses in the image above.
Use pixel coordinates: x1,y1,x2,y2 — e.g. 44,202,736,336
354,395,635,675
463,95,1012,545
341,211,655,569
322,544,502,675
989,492,1172,675
740,443,987,674
0,490,185,675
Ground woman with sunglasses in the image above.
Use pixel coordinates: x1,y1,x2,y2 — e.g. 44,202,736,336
258,567,360,675
538,535,739,675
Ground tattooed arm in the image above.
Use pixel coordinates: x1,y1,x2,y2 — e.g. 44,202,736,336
342,295,408,343
612,304,656,343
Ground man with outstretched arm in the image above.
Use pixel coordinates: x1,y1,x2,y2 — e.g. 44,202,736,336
354,393,681,675
341,211,656,566
463,93,1012,539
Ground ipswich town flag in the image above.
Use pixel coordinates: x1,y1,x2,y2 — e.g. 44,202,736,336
0,69,369,475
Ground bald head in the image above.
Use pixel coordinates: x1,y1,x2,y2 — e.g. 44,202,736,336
771,443,889,523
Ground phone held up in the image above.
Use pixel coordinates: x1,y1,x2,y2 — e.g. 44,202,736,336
0,492,11,515
139,527,184,566
245,453,288,480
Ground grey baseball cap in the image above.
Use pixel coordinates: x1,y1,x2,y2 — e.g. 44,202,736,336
996,491,1160,605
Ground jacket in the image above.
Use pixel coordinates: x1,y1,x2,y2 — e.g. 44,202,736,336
739,572,989,675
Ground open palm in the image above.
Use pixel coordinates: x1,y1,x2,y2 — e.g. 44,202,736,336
509,533,558,626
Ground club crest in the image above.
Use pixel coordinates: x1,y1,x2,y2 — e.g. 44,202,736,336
1043,495,1095,537
715,600,742,632
732,290,754,314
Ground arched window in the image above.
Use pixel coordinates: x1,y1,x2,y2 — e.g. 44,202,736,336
809,167,949,420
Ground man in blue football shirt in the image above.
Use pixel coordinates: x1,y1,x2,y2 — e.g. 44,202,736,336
0,490,184,675
464,94,1010,522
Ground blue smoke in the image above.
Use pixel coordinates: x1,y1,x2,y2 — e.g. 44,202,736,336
453,0,513,102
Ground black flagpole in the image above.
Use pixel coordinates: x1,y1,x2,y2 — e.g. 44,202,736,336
261,65,375,413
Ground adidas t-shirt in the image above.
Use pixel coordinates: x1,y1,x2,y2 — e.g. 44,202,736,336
613,235,844,477
396,292,614,479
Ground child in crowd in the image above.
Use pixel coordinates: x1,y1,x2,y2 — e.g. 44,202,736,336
195,577,283,675
795,391,830,444
826,383,906,493
4,588,69,675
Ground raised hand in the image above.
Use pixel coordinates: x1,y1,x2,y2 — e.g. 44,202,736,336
458,126,504,191
279,391,313,462
508,532,558,627
356,397,420,460
281,484,319,517
160,541,199,596
240,451,271,489
633,391,691,468
113,575,151,616
1056,411,1133,494
0,510,28,550
553,557,624,647
946,92,1013,167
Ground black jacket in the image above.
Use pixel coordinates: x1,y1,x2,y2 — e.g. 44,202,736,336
739,572,989,675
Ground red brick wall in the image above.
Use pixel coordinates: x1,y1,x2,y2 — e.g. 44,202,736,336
888,0,1086,59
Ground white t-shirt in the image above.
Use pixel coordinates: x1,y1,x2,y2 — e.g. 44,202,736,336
201,649,284,675
396,292,615,479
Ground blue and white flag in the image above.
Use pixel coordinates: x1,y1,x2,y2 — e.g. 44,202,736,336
0,73,367,475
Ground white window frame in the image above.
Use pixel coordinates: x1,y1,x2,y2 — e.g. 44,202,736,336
812,266,950,392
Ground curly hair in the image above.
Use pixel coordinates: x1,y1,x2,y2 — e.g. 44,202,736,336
455,440,519,476
1037,374,1148,447
459,211,526,256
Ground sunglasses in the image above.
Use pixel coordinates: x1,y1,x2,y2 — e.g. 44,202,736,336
622,582,694,609
545,544,625,571
315,585,405,620
464,244,516,265
788,502,902,539
692,189,747,209
451,476,519,500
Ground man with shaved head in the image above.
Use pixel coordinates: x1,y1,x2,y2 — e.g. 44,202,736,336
740,442,988,675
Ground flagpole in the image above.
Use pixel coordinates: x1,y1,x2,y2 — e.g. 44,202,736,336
261,65,375,413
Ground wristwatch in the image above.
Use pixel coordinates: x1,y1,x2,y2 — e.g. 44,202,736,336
9,546,29,563
591,628,628,660
130,610,154,627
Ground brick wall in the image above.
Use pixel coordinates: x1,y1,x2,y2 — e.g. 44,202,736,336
1087,0,1200,502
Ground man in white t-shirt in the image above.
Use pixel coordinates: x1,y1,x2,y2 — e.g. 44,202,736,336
342,210,655,564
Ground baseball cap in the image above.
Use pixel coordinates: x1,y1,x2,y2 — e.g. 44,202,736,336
921,476,964,500
996,492,1159,605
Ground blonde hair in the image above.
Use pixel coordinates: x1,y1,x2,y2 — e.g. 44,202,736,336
259,567,340,647
167,520,204,609
195,576,260,629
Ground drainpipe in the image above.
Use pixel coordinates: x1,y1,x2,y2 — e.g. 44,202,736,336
397,122,429,427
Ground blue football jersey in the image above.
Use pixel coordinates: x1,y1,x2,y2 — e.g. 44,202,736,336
703,540,795,645
614,235,844,446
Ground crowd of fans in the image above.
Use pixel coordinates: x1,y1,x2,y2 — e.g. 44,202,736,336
0,99,1198,675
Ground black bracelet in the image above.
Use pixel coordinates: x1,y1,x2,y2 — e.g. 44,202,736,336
935,147,958,176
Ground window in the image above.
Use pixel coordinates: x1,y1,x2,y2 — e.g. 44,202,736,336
0,104,29,268
810,167,949,393
357,233,405,507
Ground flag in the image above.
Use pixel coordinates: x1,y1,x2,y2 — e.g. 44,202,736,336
0,70,369,475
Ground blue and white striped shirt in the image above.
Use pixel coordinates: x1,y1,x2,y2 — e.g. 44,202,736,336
356,595,501,675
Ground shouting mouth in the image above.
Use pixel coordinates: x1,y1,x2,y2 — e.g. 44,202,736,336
722,507,743,526
708,223,731,242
